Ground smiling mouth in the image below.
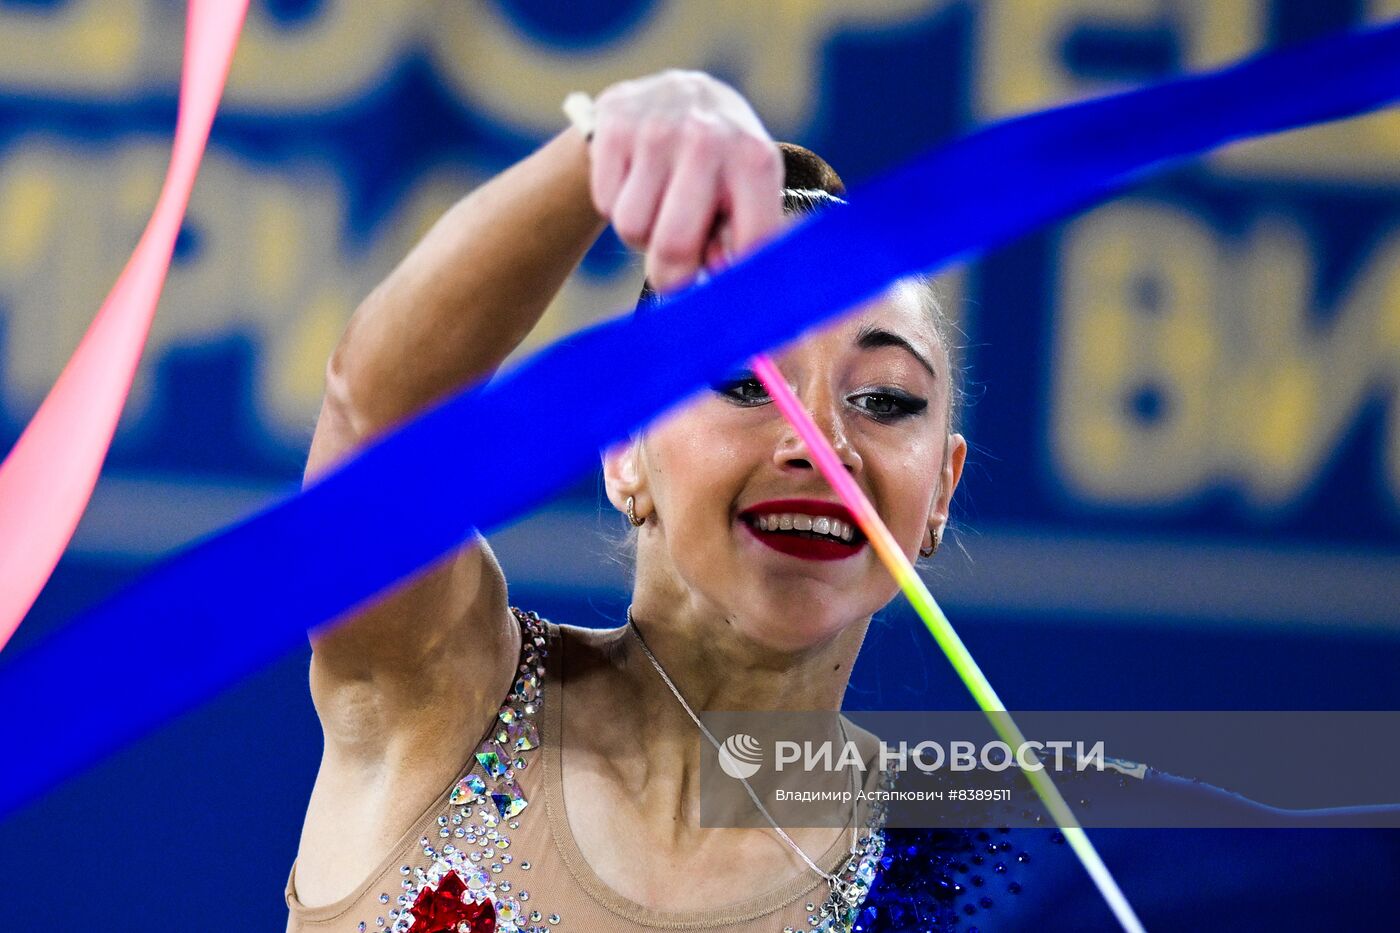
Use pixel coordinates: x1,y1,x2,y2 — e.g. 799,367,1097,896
737,504,869,562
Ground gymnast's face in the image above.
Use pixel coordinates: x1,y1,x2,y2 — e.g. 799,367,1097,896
604,281,966,653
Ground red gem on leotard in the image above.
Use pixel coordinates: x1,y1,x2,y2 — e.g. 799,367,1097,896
406,870,497,933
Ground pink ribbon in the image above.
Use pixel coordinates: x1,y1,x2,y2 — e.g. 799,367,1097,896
0,0,249,651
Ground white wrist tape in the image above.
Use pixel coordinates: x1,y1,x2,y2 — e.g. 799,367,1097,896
562,91,597,141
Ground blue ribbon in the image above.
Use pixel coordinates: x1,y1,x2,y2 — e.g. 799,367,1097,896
3,21,1400,817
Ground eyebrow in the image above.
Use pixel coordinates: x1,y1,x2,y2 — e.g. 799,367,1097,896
855,325,937,379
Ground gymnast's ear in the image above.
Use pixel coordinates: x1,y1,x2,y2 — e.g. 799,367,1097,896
602,437,649,515
927,432,967,534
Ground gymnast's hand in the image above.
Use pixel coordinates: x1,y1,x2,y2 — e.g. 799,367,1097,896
587,70,785,293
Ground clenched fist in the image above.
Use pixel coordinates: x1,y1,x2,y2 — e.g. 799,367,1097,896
586,70,784,294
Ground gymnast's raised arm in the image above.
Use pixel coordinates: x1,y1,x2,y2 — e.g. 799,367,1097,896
291,70,784,907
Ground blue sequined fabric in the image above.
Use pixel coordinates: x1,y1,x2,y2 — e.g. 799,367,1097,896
854,827,1044,932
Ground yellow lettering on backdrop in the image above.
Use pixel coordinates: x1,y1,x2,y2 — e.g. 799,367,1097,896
222,0,416,111
0,0,155,96
1233,218,1400,506
0,0,420,110
1229,219,1330,506
428,0,940,137
1050,200,1218,503
1052,199,1400,509
1212,0,1400,182
0,0,941,127
976,0,1262,120
0,138,490,442
978,0,1155,120
0,138,135,412
0,136,671,444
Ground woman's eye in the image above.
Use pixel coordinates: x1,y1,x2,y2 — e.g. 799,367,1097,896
713,376,771,405
852,390,928,420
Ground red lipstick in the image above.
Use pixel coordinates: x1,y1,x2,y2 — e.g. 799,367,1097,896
738,498,867,562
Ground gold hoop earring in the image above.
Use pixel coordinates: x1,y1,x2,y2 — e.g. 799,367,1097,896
626,495,646,527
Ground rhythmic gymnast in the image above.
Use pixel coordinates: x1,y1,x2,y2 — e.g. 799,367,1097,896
284,69,959,933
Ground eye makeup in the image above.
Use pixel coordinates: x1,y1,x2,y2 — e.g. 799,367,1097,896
711,370,771,405
848,388,928,421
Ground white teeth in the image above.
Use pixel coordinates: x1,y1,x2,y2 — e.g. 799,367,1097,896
751,511,858,544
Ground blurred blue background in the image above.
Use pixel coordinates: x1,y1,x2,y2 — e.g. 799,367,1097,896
2,0,1399,927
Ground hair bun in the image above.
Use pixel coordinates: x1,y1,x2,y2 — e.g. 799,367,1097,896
777,142,845,197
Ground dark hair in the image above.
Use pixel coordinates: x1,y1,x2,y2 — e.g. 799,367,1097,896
777,140,845,199
635,142,964,433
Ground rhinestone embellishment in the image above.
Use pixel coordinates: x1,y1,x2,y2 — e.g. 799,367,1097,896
804,764,897,931
359,608,557,933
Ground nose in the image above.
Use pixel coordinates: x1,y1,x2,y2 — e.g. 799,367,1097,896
773,386,863,476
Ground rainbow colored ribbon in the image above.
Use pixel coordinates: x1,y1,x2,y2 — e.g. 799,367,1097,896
750,354,1144,931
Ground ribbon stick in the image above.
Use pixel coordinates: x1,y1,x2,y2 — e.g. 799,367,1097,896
2,29,1399,900
749,355,1144,931
0,0,249,651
